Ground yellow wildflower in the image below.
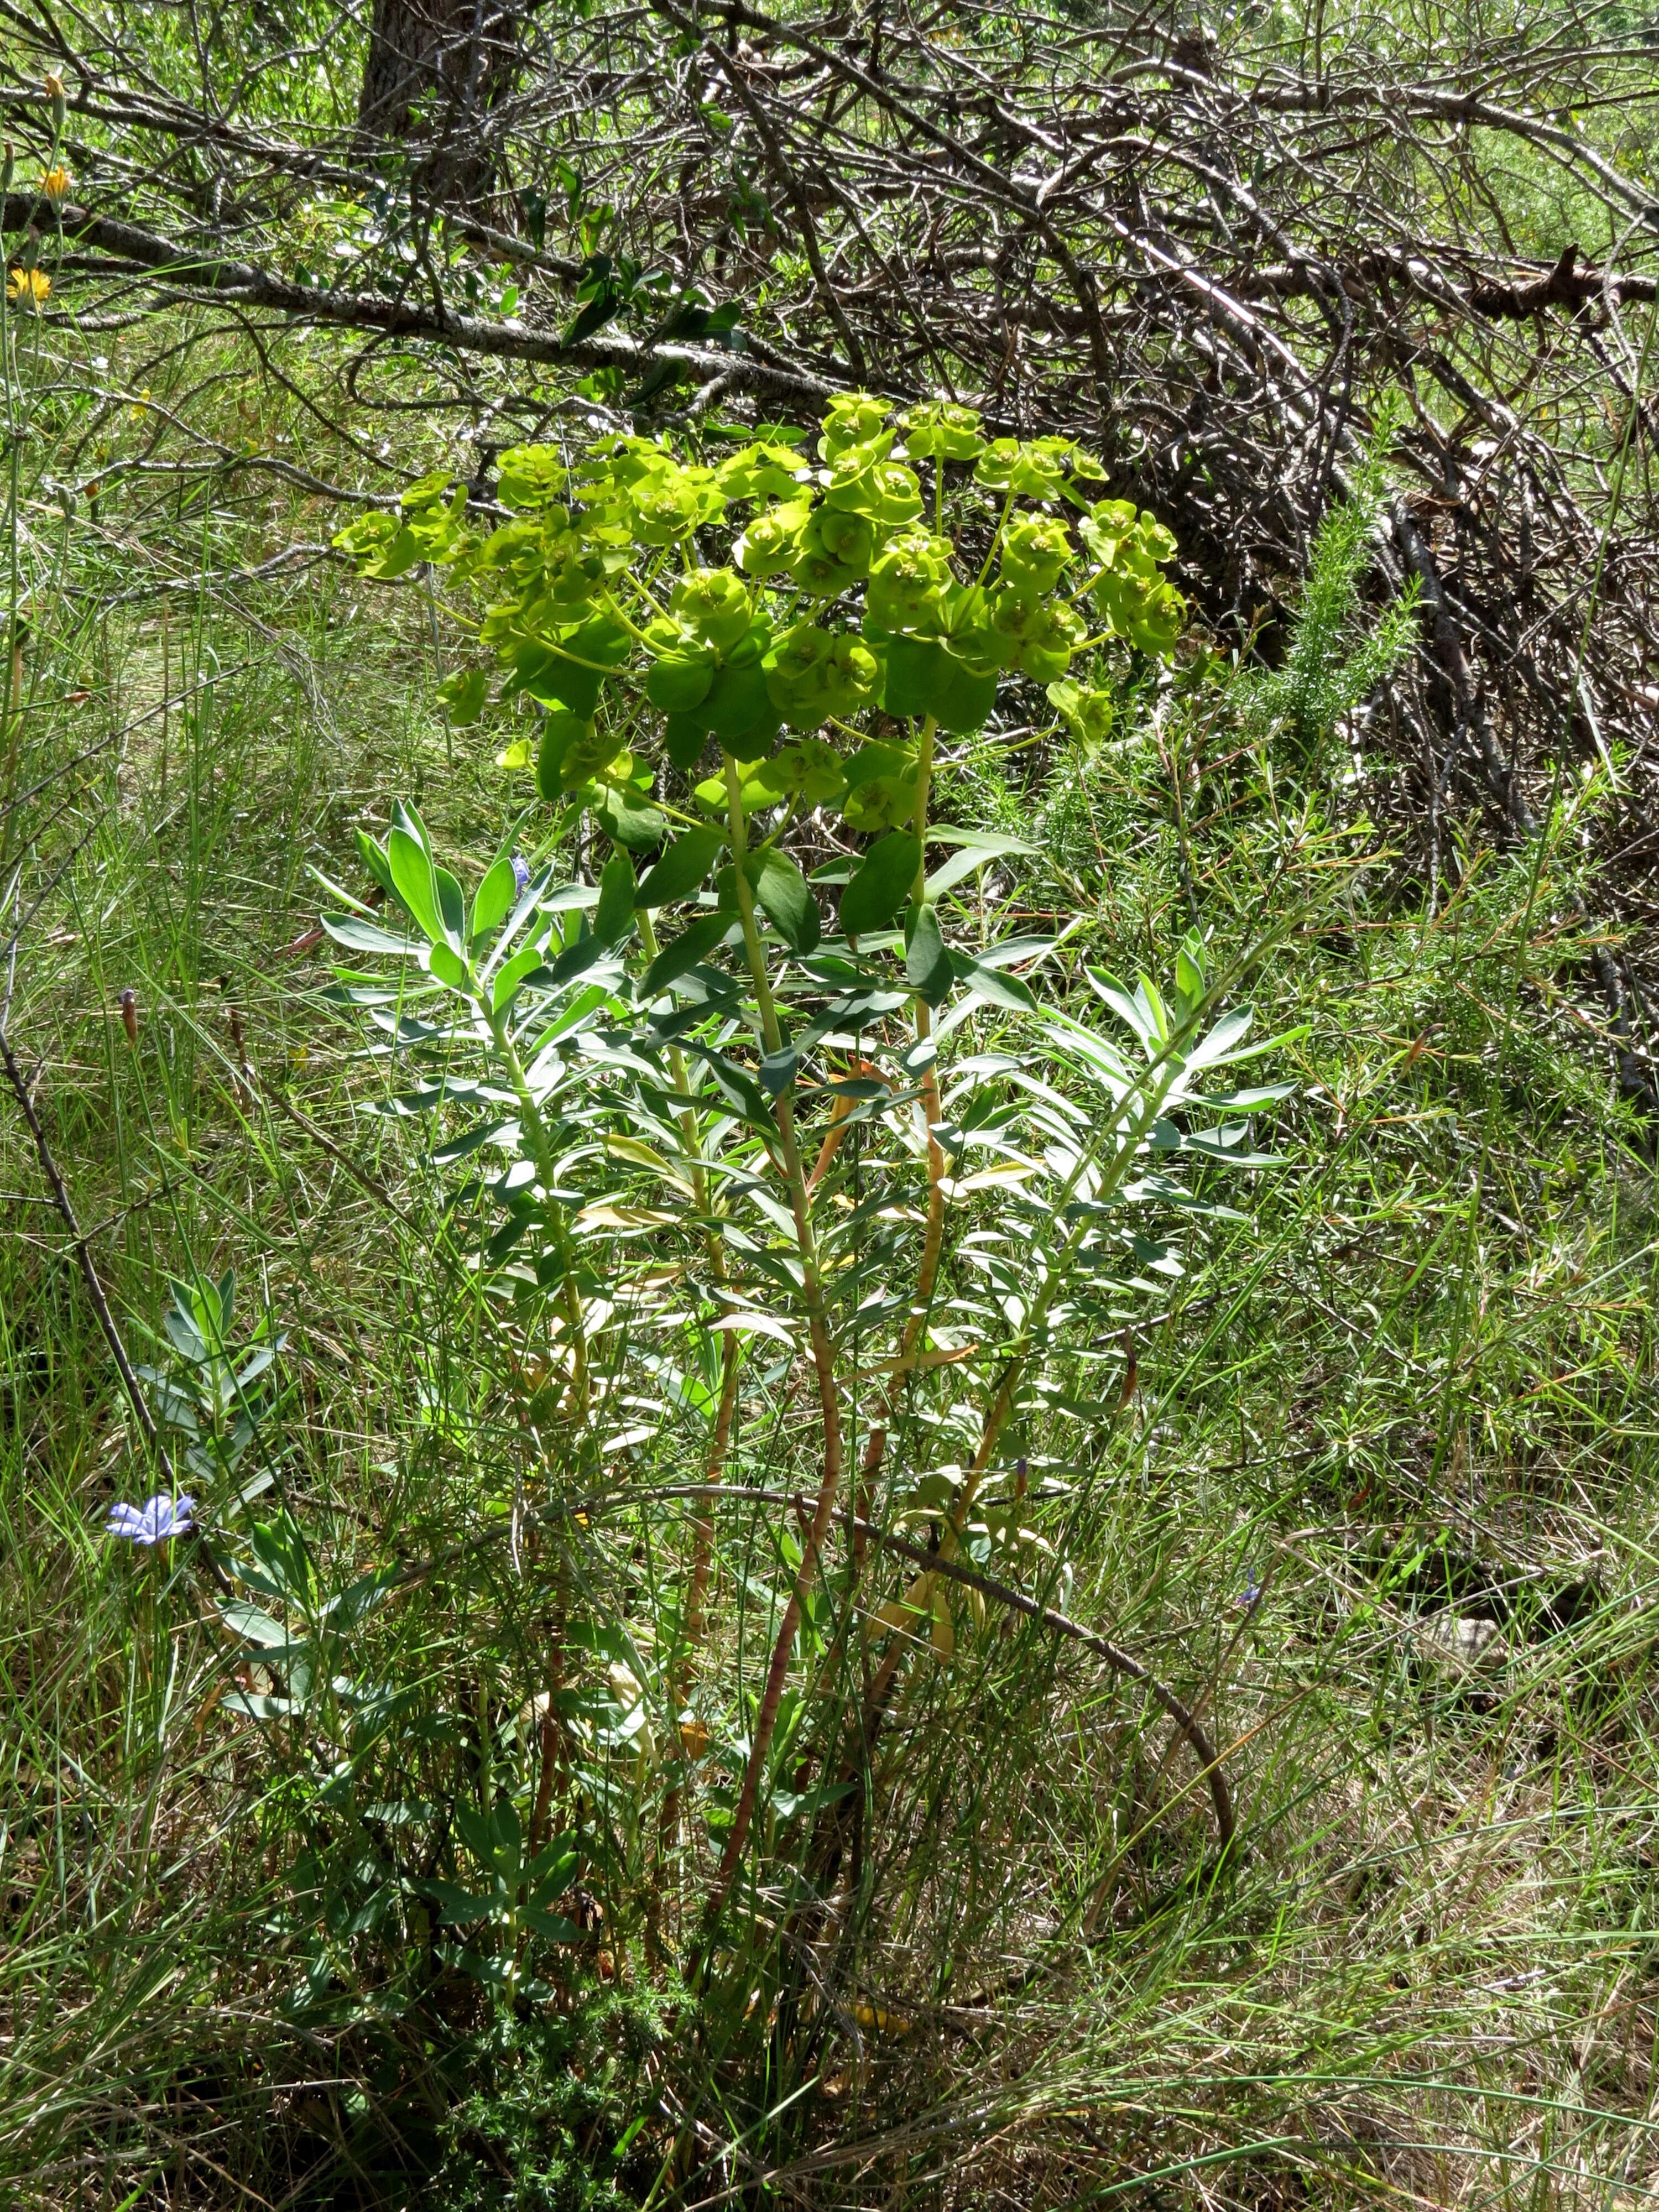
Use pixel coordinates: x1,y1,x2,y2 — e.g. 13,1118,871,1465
8,268,50,310
38,166,71,202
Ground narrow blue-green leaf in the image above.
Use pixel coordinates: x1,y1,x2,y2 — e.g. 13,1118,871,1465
471,855,519,941
434,865,467,949
951,953,1036,1011
220,1601,290,1650
431,1118,517,1165
426,941,472,993
387,826,441,941
492,941,551,1013
321,913,422,956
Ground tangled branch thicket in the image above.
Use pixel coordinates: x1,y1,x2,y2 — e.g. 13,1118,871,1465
9,0,1659,1005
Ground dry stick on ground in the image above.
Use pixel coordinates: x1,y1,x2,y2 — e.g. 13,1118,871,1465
854,1519,1236,1854
644,1485,1237,1856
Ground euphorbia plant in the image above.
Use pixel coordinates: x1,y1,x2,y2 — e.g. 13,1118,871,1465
326,395,1280,1939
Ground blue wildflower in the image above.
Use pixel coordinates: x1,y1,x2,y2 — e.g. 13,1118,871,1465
107,1493,195,1545
511,853,531,896
1235,1571,1261,1611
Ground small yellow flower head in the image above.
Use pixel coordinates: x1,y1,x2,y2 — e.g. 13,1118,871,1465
42,74,66,132
8,268,50,310
38,166,71,202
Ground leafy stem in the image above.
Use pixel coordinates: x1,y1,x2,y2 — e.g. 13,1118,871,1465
487,1001,590,1421
705,748,848,1918
635,902,742,1751
849,717,948,1535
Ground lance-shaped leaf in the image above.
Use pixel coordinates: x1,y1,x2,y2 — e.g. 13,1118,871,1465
388,825,442,943
748,846,820,953
637,825,725,910
640,912,735,998
322,913,422,956
841,830,920,936
471,854,521,942
420,1879,496,1928
904,900,953,1005
594,851,638,947
925,828,1037,900
353,829,399,907
948,951,1036,1011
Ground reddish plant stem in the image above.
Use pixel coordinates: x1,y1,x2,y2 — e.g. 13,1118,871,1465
704,755,847,1918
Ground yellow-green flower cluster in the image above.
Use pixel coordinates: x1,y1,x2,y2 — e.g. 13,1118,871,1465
332,394,1187,836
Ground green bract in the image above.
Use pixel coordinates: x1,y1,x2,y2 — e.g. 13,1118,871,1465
819,393,889,458
737,502,808,578
808,505,875,571
400,470,454,512
773,737,846,805
900,401,985,462
1047,677,1114,749
1098,571,1186,656
627,458,726,544
645,651,717,715
477,517,545,576
839,739,922,831
670,567,752,652
763,622,879,727
974,436,1076,500
988,589,1086,682
790,552,853,599
999,514,1074,598
790,504,875,596
437,668,487,725
513,615,631,718
822,447,923,529
496,445,570,509
866,533,954,633
715,440,812,501
333,477,467,578
1079,498,1141,564
706,659,781,755
879,634,1000,732
544,540,614,612
538,711,622,799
